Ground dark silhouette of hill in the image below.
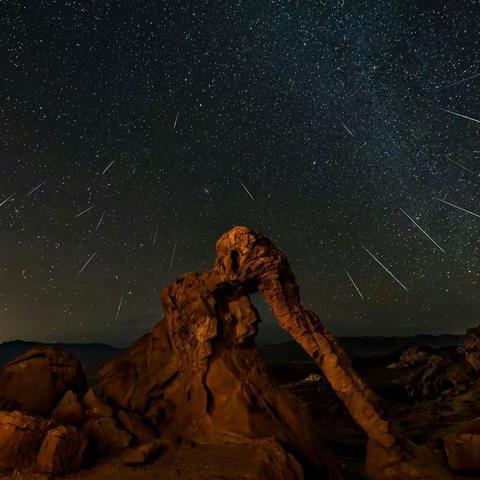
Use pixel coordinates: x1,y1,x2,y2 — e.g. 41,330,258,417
0,340,123,371
260,334,465,362
0,335,465,372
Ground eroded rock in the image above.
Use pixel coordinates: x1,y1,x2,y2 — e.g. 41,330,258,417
84,416,132,454
121,439,167,465
83,387,113,418
51,390,85,427
37,424,88,475
0,347,87,416
0,410,52,471
460,326,480,372
117,410,157,444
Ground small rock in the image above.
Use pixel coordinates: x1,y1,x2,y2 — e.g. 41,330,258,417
83,388,113,418
51,390,85,427
121,440,168,465
444,433,480,471
37,425,88,475
117,410,157,444
84,416,132,454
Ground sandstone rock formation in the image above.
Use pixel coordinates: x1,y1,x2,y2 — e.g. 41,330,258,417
0,410,53,471
51,390,85,427
460,325,480,372
97,226,454,479
390,345,473,399
0,347,87,416
37,425,88,475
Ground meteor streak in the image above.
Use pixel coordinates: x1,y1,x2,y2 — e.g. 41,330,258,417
170,242,177,269
102,159,116,175
439,107,480,124
78,252,97,274
0,194,14,207
361,244,408,291
76,205,94,218
345,269,364,300
239,180,254,200
434,197,480,219
27,181,46,196
341,121,354,137
114,294,125,322
400,208,445,253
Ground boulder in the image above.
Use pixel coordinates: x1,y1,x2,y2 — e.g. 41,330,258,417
0,347,87,416
117,410,157,444
444,433,480,471
460,326,480,371
391,345,473,399
51,390,85,427
37,425,88,475
121,439,167,465
0,410,52,471
83,388,113,418
84,416,132,454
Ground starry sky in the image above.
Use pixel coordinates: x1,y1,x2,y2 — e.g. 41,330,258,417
1,1,480,346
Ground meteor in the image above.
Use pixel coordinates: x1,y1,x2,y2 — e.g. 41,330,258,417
27,181,46,196
170,242,177,269
76,205,94,218
439,107,480,124
239,180,254,200
400,208,445,253
77,252,97,274
345,269,365,300
361,244,408,291
102,159,116,175
341,121,354,137
434,197,480,219
0,194,14,207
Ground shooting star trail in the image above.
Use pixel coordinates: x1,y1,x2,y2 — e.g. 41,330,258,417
114,294,125,322
95,211,105,232
439,107,480,124
75,205,94,218
434,197,480,219
174,111,179,129
400,208,445,253
341,121,354,137
436,72,480,90
153,224,158,246
27,181,46,196
345,269,364,300
239,180,254,200
102,159,116,175
169,242,177,269
0,194,14,207
77,252,97,274
443,155,476,175
361,244,409,291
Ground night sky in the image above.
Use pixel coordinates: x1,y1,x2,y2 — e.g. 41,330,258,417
1,1,480,346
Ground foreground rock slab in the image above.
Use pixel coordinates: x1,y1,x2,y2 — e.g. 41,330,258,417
37,425,88,475
0,411,52,471
0,347,87,416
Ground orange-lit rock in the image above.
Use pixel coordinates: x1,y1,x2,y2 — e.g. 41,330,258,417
0,410,52,471
37,424,88,475
51,390,85,427
0,347,87,417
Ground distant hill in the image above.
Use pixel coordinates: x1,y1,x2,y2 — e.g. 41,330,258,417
260,334,465,362
0,340,123,371
0,335,466,372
